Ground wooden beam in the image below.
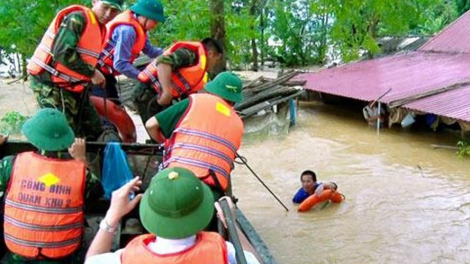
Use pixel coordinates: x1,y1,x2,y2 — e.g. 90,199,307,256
388,81,470,108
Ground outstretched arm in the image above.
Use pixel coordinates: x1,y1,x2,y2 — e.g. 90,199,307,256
142,39,164,58
156,63,173,106
86,177,143,259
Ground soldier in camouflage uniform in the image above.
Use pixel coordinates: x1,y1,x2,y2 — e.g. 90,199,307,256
29,0,123,141
0,109,102,264
91,0,165,103
133,37,224,125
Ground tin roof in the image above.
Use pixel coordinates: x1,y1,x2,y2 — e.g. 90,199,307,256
402,86,470,121
419,11,470,54
297,51,470,122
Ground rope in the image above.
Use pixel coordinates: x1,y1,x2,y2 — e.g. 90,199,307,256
235,153,289,212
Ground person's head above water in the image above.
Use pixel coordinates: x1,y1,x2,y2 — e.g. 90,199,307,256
300,170,317,194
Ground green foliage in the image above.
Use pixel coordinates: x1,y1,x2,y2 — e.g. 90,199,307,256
329,0,440,61
457,141,470,158
0,111,28,135
154,0,255,68
225,8,257,69
267,0,330,66
0,0,465,70
0,0,88,57
417,0,459,35
455,0,470,16
155,0,212,47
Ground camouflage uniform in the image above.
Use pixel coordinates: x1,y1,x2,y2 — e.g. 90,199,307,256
0,154,101,264
30,12,104,140
133,48,197,124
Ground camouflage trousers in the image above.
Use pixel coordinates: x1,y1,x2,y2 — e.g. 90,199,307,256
132,82,168,125
30,78,103,140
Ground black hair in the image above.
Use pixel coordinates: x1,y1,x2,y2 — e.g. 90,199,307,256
300,170,316,182
202,37,224,55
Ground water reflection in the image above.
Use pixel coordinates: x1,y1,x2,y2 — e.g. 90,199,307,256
233,101,470,264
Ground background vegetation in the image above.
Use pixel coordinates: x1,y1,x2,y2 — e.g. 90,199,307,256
1,0,469,74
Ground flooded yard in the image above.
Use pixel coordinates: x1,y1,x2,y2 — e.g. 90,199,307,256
2,77,470,264
234,101,470,264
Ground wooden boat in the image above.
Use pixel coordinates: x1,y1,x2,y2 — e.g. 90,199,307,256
0,140,277,264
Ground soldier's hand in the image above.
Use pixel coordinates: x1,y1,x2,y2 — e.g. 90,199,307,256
91,69,106,88
157,91,172,106
69,138,86,163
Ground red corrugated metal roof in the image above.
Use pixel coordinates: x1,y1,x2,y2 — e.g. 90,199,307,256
297,51,470,122
419,11,470,54
403,87,470,121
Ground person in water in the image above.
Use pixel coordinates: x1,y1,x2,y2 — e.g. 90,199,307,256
292,170,338,204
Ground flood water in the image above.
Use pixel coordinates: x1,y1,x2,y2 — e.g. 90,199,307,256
2,79,470,264
233,101,470,264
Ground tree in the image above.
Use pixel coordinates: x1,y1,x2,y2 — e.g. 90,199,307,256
330,0,442,61
268,0,328,66
0,0,88,77
210,0,227,74
0,0,462,73
455,0,470,15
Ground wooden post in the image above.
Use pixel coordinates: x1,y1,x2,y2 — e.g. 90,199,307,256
376,102,381,134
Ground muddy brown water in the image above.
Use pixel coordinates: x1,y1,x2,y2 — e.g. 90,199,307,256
3,80,470,264
234,101,470,264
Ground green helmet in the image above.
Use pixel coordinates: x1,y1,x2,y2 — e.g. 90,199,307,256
130,0,165,22
21,108,75,151
140,167,214,239
204,72,243,103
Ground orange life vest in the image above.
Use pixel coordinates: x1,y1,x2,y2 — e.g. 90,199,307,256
4,152,86,259
98,10,147,75
121,232,228,264
163,94,244,190
27,5,104,93
137,41,209,98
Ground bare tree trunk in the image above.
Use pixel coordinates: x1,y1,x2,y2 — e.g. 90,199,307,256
318,12,329,64
251,39,259,72
260,7,265,66
209,0,226,76
250,0,258,71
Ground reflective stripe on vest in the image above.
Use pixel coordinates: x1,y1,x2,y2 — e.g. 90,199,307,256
163,156,230,180
26,5,104,93
172,127,238,153
98,11,147,75
5,199,82,214
4,151,86,259
165,94,243,190
137,41,208,98
120,232,228,264
167,142,234,170
4,215,82,231
4,234,81,249
141,64,193,97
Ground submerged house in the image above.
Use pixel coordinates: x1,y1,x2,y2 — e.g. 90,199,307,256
296,11,470,134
